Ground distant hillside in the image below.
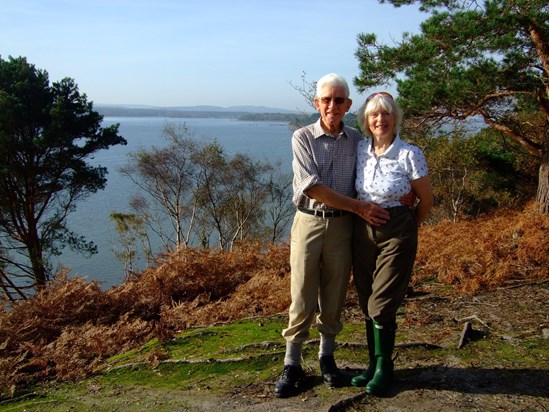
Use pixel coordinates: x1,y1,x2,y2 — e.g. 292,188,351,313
95,104,310,120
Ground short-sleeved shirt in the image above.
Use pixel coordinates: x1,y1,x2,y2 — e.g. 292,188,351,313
292,119,363,210
356,134,428,208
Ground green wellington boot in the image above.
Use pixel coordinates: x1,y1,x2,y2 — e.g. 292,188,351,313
351,319,376,387
365,320,396,396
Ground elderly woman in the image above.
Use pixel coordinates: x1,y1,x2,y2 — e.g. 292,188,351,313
351,92,433,396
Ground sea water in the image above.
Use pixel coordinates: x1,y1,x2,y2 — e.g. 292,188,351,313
55,117,293,288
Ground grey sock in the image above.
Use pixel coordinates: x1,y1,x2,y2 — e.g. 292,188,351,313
319,334,336,358
284,341,303,366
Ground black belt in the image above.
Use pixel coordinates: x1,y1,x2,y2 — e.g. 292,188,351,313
298,207,348,218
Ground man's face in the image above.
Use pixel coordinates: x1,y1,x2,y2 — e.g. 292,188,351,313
314,84,352,133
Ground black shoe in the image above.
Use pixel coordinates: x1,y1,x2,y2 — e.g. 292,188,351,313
319,355,342,388
274,364,305,398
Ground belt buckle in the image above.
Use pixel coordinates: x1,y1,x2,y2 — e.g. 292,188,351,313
312,209,325,218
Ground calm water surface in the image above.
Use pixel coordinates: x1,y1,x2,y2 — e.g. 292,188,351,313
56,117,293,288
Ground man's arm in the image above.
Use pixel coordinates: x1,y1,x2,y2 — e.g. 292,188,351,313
410,176,433,225
306,184,390,226
400,190,416,208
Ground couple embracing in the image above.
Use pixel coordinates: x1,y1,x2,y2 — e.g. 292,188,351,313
275,73,433,398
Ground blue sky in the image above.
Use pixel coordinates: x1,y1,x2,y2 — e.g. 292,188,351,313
2,0,427,112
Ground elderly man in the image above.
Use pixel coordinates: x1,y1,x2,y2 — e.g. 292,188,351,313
275,73,391,398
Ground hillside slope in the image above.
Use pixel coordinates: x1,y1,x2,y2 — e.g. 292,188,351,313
0,203,547,410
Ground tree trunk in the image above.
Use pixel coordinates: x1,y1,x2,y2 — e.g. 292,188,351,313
537,129,549,213
28,224,47,287
29,247,47,287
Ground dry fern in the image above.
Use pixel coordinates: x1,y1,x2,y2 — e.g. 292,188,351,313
1,206,547,397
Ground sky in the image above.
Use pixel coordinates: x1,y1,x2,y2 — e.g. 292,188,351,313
2,0,427,112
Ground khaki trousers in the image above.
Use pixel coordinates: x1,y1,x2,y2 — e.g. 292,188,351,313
282,211,353,343
352,206,418,323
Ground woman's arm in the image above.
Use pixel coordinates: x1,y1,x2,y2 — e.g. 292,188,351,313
410,176,434,225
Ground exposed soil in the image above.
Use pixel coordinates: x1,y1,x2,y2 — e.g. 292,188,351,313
185,282,549,411
7,282,547,411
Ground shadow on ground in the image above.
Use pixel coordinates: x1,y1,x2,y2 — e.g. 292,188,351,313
280,366,548,410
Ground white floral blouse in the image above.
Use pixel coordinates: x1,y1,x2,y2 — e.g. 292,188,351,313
355,134,428,208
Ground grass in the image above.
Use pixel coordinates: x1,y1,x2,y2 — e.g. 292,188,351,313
1,312,547,411
0,204,546,409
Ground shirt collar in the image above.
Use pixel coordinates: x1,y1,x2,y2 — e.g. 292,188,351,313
313,118,347,139
370,134,403,158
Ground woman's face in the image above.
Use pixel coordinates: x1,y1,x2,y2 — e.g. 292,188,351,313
367,107,395,140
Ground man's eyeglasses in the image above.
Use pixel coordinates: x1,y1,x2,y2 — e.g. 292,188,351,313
366,92,393,103
319,96,347,105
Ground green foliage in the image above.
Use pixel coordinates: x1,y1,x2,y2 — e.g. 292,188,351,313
119,122,294,260
110,213,151,280
357,1,547,125
471,129,537,197
0,56,126,298
1,313,546,410
0,212,547,402
420,126,537,221
354,0,548,211
120,122,199,252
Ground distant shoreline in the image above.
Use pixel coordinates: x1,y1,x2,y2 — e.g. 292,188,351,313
96,105,316,122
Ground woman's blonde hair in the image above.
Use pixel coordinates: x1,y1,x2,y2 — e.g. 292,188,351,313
357,93,403,138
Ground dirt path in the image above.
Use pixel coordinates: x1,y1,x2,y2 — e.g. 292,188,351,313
189,283,549,411
7,283,547,412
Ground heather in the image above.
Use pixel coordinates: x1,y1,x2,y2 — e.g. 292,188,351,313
0,202,547,399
